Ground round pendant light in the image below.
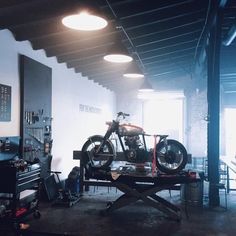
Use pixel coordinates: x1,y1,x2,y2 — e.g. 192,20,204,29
104,40,133,63
138,78,154,92
104,54,133,63
62,11,108,31
123,63,144,78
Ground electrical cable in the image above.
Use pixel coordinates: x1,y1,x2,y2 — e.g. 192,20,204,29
105,0,145,70
193,0,211,65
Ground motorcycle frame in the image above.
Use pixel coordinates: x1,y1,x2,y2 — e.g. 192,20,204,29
96,118,169,161
116,131,148,155
84,112,188,174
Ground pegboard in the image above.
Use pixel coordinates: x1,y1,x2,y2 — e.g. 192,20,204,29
20,55,52,178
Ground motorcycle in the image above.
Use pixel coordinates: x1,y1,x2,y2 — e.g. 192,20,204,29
82,112,188,174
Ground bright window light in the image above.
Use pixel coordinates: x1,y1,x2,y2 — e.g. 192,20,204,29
103,54,133,63
62,12,108,31
143,97,184,143
225,108,236,157
138,88,154,93
138,91,184,100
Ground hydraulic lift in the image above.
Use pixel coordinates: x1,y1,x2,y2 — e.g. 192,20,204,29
73,151,200,221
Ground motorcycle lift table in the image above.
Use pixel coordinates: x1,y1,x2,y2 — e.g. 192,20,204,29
94,171,198,221
73,151,200,221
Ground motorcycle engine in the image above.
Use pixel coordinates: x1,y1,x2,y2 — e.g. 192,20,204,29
124,136,146,163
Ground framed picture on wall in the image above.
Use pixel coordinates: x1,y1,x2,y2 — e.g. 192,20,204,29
0,83,11,122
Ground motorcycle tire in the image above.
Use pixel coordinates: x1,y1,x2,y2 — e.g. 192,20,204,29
82,135,115,170
156,139,188,174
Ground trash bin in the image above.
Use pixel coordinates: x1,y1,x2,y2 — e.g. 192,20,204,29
181,171,204,207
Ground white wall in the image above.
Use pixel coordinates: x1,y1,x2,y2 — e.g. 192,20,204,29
116,92,143,126
0,29,116,178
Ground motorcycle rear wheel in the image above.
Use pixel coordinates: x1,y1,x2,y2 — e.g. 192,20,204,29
156,139,188,174
82,135,114,169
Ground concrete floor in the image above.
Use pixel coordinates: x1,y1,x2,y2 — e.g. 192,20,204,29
13,187,236,236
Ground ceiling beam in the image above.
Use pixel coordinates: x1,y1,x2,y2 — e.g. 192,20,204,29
0,0,31,9
143,53,194,66
137,29,201,49
141,47,196,63
121,9,204,31
75,62,125,75
80,67,123,78
118,0,195,20
151,68,187,78
45,40,113,57
31,27,116,50
139,39,198,57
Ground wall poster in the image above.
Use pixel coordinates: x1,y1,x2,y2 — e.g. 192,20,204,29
0,83,11,121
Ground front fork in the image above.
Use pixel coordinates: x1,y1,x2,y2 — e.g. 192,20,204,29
154,136,168,160
163,137,168,151
94,128,114,154
158,136,168,151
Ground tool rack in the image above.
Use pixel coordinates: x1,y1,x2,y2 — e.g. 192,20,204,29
0,163,41,230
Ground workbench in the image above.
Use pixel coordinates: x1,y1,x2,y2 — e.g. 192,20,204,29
73,151,200,221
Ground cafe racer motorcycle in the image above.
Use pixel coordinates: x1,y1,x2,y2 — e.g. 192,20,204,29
82,112,188,174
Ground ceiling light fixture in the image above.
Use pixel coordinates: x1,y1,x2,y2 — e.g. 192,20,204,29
62,11,108,31
103,40,133,63
138,78,154,92
123,62,144,78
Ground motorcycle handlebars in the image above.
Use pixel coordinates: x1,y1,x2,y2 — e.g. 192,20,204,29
117,112,130,118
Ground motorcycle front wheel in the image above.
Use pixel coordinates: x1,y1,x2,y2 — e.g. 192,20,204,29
82,135,115,170
156,139,188,174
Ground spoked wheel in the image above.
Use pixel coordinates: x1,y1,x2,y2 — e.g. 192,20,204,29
156,139,188,174
82,135,115,169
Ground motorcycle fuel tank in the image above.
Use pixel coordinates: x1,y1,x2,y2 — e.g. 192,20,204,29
119,124,144,136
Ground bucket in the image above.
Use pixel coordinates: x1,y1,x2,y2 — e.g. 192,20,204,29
181,180,203,207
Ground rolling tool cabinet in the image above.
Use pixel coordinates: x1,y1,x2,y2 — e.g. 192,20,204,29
0,162,41,229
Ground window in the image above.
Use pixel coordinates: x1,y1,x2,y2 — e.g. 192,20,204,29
143,94,184,147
